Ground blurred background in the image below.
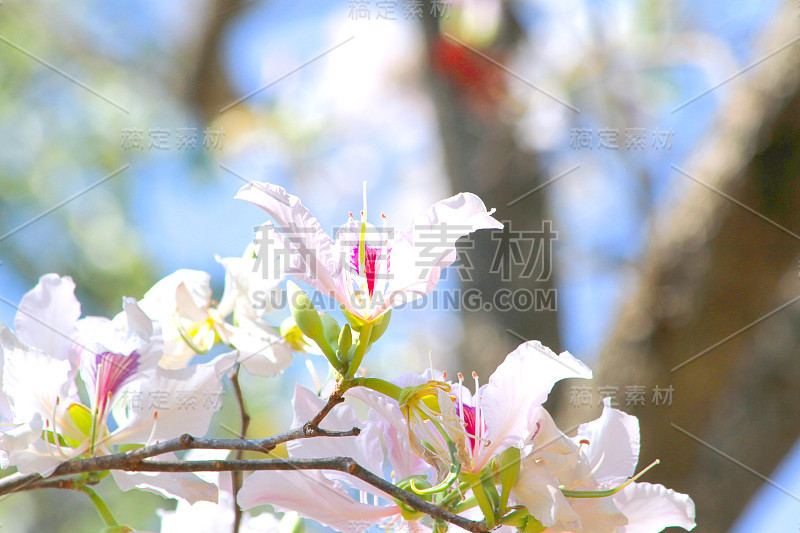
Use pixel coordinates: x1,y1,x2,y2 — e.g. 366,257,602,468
0,0,798,531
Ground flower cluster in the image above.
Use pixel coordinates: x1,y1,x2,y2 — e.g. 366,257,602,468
0,181,695,533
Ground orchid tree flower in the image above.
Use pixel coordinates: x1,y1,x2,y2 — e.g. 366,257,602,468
238,384,439,532
396,341,593,480
0,275,233,503
75,297,236,502
509,399,696,532
136,248,293,376
235,181,504,325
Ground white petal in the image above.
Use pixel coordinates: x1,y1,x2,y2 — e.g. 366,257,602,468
614,482,696,532
0,414,64,476
228,319,293,377
477,341,592,470
348,387,431,481
110,352,236,445
217,230,285,318
14,274,81,363
111,454,217,504
512,458,581,530
568,496,627,532
576,398,640,485
137,270,213,367
138,270,212,320
235,182,344,302
238,470,398,532
1,325,74,424
386,192,504,300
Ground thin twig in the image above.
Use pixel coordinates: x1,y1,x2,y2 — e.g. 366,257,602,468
304,381,347,433
229,363,250,533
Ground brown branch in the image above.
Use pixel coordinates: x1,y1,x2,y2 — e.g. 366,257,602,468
304,381,347,434
0,423,359,497
0,455,484,532
0,381,485,530
229,363,250,533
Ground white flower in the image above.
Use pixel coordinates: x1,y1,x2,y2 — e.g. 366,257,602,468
235,181,503,323
512,399,696,532
399,341,592,477
136,261,292,377
0,275,235,503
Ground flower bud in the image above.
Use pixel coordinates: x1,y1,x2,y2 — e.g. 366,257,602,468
338,324,353,355
320,313,340,349
287,282,324,342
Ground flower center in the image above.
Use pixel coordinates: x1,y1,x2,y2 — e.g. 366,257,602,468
349,243,379,298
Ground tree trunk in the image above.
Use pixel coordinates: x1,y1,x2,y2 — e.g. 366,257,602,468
419,4,562,380
557,3,800,531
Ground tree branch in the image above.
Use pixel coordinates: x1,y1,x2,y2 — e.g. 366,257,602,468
0,456,486,532
0,424,359,497
229,363,250,533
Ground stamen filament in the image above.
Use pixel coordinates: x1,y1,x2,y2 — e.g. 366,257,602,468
561,459,661,498
51,397,67,459
145,412,159,448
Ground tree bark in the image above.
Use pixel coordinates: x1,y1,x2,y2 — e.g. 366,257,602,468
557,3,800,531
419,3,562,380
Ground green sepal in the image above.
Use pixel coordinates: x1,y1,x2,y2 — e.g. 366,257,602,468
367,309,391,344
494,446,521,512
462,469,501,528
341,305,365,332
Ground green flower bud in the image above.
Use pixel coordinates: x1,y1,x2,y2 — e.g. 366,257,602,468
338,324,353,356
288,282,341,371
522,516,546,533
287,281,324,342
320,313,341,349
